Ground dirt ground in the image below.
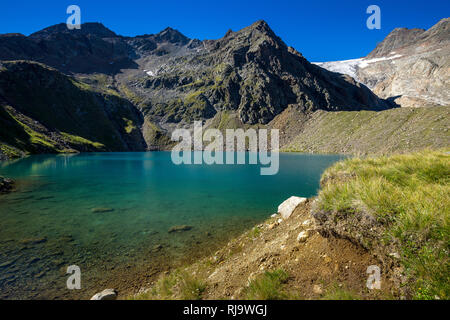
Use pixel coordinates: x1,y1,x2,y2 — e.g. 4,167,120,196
134,200,398,300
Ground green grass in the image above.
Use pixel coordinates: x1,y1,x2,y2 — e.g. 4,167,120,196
321,284,361,300
0,144,23,159
60,132,105,149
249,226,261,239
244,269,290,300
283,107,450,155
179,273,206,300
122,118,137,134
130,271,206,300
317,150,450,299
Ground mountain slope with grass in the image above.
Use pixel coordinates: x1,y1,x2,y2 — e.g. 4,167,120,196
0,61,147,158
275,106,449,155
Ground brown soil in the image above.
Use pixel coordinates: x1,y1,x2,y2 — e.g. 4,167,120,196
133,200,397,300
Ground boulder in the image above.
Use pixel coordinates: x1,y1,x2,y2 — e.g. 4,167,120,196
90,289,118,300
277,196,307,219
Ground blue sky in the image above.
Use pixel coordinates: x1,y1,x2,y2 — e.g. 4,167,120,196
0,0,448,61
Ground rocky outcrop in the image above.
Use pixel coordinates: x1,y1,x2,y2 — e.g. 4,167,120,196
90,289,118,300
315,18,450,108
0,61,147,156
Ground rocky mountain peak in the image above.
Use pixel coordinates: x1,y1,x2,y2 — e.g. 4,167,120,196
154,27,190,45
367,27,425,58
419,17,449,44
29,22,118,39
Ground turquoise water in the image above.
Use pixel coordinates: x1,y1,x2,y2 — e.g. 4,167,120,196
0,152,343,299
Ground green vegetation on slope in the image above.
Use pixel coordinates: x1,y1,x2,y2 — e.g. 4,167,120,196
130,270,206,300
0,61,146,158
282,107,449,155
244,269,290,300
316,150,449,299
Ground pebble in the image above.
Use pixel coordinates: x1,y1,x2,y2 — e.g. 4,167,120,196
297,231,310,242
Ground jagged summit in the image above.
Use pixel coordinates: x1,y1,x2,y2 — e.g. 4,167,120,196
0,19,392,150
153,27,190,45
367,27,425,58
29,22,117,39
368,17,449,58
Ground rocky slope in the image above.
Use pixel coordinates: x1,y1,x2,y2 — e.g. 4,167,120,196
0,61,146,156
0,21,393,155
275,105,449,154
315,18,450,108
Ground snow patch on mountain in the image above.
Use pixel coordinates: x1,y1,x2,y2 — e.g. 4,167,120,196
313,53,403,81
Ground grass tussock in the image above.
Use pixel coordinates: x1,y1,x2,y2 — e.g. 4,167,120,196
317,150,450,299
130,270,206,300
321,284,361,300
244,269,291,300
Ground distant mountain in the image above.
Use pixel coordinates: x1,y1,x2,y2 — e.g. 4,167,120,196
0,20,394,155
315,18,450,108
0,61,146,156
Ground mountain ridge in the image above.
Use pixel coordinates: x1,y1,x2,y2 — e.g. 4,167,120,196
315,17,449,109
1,19,447,159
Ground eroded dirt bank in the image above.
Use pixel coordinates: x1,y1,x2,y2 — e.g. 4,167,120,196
129,201,398,300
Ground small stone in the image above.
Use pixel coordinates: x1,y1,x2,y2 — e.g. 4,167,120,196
91,208,114,213
270,214,278,218
297,231,310,242
313,285,323,295
90,289,118,300
302,219,312,227
20,237,47,245
268,223,278,230
389,252,401,259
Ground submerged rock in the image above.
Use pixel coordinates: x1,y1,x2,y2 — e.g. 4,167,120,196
90,289,118,300
168,225,193,233
278,196,307,219
91,207,114,213
20,237,47,245
0,177,14,194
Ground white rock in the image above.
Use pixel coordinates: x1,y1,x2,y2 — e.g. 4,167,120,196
297,231,310,242
302,219,312,227
90,289,117,300
313,285,323,295
271,214,278,218
277,196,307,219
277,219,283,224
389,252,401,259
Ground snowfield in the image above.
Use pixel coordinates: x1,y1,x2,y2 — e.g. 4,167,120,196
313,53,403,81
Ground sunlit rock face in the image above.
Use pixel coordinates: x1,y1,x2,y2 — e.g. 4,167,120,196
314,18,450,108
